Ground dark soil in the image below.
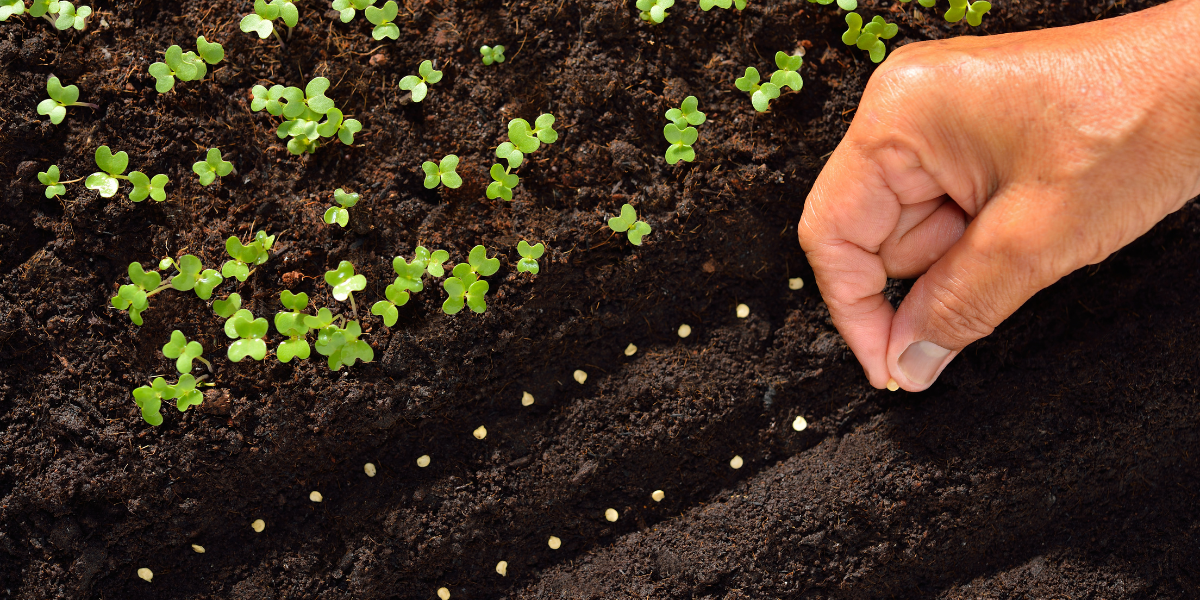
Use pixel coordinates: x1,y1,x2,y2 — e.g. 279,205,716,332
2,0,1197,598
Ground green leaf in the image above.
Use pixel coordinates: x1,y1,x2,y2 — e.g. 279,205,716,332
305,77,334,114
507,118,539,154
85,172,118,197
410,81,428,102
966,1,990,26
665,144,695,165
467,245,499,276
629,221,652,245
496,142,524,168
334,188,359,208
734,67,760,92
128,172,168,202
439,154,462,188
94,145,128,176
517,240,545,259
419,59,442,83
421,161,441,189
229,338,267,362
222,260,250,281
338,118,362,145
280,289,309,312
171,254,203,291
426,249,449,277
196,36,224,64
194,269,223,300
325,206,348,226
324,260,366,301
213,293,242,318
304,307,335,330
277,338,311,362
240,12,273,38
533,113,558,144
751,83,780,112
129,262,162,291
608,203,637,232
392,255,427,292
371,300,399,327
842,12,863,45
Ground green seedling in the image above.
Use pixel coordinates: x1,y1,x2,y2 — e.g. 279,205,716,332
635,0,673,24
842,13,899,63
442,245,499,315
241,0,298,43
663,123,697,165
149,37,224,94
735,68,780,113
486,163,520,201
110,261,164,326
224,309,269,362
370,246,451,326
369,278,410,326
698,0,746,10
417,246,450,277
364,0,398,39
770,51,803,91
805,0,856,10
129,171,169,202
324,188,360,227
516,240,545,275
495,142,523,169
51,0,89,29
222,230,275,282
399,60,442,102
314,318,373,370
665,96,705,129
84,145,170,202
37,165,83,198
508,113,557,154
250,77,362,154
480,44,505,65
274,290,313,362
162,330,212,374
161,254,224,300
608,203,652,245
37,75,97,124
132,374,202,426
0,0,25,20
213,292,242,318
943,0,991,26
193,148,234,186
332,0,376,22
325,260,366,315
422,155,462,190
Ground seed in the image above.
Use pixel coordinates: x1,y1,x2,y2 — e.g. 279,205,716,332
573,369,587,384
137,567,153,582
730,455,744,469
521,391,535,406
495,560,508,576
364,462,377,477
792,416,808,432
437,587,451,600
788,277,804,290
886,378,900,392
251,519,265,533
736,304,750,318
473,426,488,440
651,490,665,502
548,535,562,549
605,508,619,522
191,544,205,553
624,343,637,356
417,455,431,468
677,324,692,338
310,491,323,503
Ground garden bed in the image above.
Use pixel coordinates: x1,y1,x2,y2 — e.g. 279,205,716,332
3,0,1200,597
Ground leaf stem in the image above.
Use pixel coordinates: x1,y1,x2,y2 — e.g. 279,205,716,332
59,177,86,184
196,356,214,374
348,293,358,320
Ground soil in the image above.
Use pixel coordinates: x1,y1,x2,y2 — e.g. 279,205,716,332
2,0,1198,598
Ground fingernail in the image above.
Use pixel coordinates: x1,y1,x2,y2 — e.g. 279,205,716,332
898,341,952,386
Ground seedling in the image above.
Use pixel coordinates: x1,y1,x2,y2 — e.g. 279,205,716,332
663,123,697,165
37,75,96,124
842,13,899,63
399,60,441,103
665,95,705,129
370,247,447,326
770,51,803,91
274,290,313,362
734,68,779,113
162,330,211,374
193,148,234,186
161,254,224,300
480,44,505,65
364,0,398,39
422,155,462,189
0,0,24,20
2,0,93,30
149,37,224,93
508,113,557,154
495,142,523,169
84,145,170,202
250,77,362,154
241,0,298,43
313,318,373,370
442,245,498,314
132,374,201,426
516,241,544,275
698,0,746,10
51,0,87,29
944,0,991,26
608,203,652,245
110,262,163,326
324,188,359,227
222,230,275,281
38,165,81,198
213,292,242,318
224,309,269,362
635,0,673,24
332,0,376,22
486,163,519,201
325,260,366,315
805,0,855,9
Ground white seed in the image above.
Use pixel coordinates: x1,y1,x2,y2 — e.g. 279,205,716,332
437,587,451,600
417,455,431,468
364,462,377,477
473,426,487,440
730,455,744,469
548,535,562,549
788,277,805,290
251,519,265,533
521,391,535,406
605,508,619,522
736,304,750,318
886,378,900,392
309,491,323,503
651,490,665,502
792,416,808,432
624,343,637,356
677,324,692,338
137,567,153,582
495,560,508,576
191,544,205,553
573,369,587,384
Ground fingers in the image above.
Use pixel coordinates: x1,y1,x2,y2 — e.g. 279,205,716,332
879,198,969,278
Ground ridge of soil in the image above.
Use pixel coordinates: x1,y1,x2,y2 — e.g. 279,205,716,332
2,0,1197,598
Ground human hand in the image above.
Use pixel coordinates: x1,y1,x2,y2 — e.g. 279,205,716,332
798,0,1200,391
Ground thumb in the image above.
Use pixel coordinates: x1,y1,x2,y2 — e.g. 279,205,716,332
885,189,1073,390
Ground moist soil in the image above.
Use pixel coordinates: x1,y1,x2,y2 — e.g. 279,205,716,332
2,0,1199,598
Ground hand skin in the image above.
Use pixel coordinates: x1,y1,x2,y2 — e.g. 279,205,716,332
798,0,1200,392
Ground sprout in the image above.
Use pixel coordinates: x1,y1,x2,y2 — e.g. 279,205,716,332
422,155,462,189
442,245,499,315
37,165,66,198
663,123,697,165
332,0,375,22
479,44,505,65
162,330,208,374
51,0,89,30
222,231,275,281
516,240,544,275
507,113,557,154
399,59,441,103
129,171,169,202
0,0,25,20
607,203,652,245
149,37,224,93
665,95,705,129
110,262,165,326
635,0,673,24
323,188,359,227
495,142,523,169
240,0,298,42
369,280,409,327
770,51,803,91
805,0,856,9
213,292,242,319
131,373,201,426
842,13,899,63
250,77,362,155
84,145,169,202
313,318,373,370
193,148,234,186
698,0,746,9
37,75,96,124
364,0,398,40
944,0,991,26
224,308,269,362
373,245,450,324
734,68,780,113
324,260,367,313
486,163,520,201
274,290,313,362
